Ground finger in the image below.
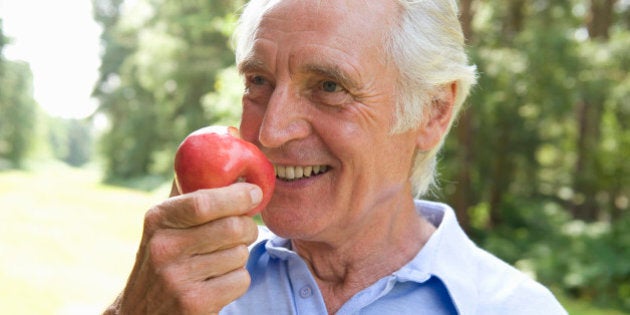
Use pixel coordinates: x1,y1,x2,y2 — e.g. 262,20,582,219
197,268,252,313
148,216,258,264
148,182,263,229
163,245,250,283
186,216,259,253
153,267,251,314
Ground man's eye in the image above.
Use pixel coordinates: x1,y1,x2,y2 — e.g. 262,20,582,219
321,80,342,92
251,75,266,85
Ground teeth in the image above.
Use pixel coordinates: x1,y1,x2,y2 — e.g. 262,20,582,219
286,167,295,180
304,166,312,177
276,165,286,178
275,165,328,180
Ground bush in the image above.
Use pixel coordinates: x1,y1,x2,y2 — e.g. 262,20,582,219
472,200,630,311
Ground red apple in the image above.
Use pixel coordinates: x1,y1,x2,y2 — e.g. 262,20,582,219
174,126,275,215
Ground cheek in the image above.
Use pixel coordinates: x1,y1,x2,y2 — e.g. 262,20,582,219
239,100,265,144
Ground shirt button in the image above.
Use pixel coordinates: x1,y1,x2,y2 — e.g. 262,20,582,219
299,285,313,298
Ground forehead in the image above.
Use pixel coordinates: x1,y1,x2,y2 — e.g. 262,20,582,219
281,0,395,27
254,0,398,49
238,0,399,76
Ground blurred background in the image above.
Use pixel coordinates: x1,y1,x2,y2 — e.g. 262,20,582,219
0,0,628,314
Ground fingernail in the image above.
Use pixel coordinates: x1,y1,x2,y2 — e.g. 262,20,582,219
250,187,263,205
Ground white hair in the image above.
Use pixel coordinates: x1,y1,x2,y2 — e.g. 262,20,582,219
233,0,477,197
388,0,478,197
233,0,274,65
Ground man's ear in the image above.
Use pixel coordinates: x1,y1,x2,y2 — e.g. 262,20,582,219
416,82,457,151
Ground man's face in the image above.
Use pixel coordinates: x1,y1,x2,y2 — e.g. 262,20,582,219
238,0,421,241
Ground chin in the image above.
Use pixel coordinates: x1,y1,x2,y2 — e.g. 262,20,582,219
261,206,321,240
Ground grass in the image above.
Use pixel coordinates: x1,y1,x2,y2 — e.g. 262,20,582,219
0,163,627,314
0,162,170,315
560,293,629,315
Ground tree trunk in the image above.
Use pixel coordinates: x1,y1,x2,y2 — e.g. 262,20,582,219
502,0,526,42
572,101,600,221
572,0,616,221
488,120,512,228
452,0,474,231
587,0,616,40
485,1,525,228
460,0,474,40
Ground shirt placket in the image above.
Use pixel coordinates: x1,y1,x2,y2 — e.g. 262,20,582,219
286,255,328,314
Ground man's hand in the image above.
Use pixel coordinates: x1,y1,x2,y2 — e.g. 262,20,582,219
107,183,262,314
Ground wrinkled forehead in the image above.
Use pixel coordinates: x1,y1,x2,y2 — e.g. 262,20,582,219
235,0,399,63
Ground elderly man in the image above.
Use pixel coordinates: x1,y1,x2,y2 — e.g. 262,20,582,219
105,0,567,314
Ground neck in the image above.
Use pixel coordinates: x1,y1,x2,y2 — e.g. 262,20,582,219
292,199,436,314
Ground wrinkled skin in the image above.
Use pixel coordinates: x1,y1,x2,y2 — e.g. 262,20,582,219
105,183,261,314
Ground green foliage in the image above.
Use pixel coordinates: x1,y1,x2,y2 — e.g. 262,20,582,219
0,60,38,169
440,0,630,310
0,19,95,170
201,66,244,127
474,199,630,310
0,19,6,58
46,117,94,167
88,0,629,309
92,0,245,181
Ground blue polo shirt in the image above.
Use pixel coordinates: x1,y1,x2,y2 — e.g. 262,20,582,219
221,200,567,314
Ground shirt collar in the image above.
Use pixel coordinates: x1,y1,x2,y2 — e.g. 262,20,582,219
263,231,299,261
261,200,479,314
396,200,479,315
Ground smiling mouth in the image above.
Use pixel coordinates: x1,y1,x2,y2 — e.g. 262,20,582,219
274,165,330,181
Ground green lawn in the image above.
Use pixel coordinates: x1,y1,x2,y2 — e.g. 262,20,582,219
0,164,626,314
0,163,169,314
560,293,629,315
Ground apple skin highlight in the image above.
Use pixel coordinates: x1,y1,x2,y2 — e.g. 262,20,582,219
174,126,276,216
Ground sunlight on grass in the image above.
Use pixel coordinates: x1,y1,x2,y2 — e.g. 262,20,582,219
0,163,169,315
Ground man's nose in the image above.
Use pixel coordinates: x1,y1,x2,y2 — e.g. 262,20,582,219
258,84,311,148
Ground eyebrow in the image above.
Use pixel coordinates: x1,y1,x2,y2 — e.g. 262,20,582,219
303,63,359,90
238,57,268,75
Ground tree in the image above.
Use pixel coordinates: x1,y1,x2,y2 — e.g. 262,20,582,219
451,0,474,231
440,0,630,308
0,47,38,169
92,0,245,181
572,0,618,221
0,18,5,66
